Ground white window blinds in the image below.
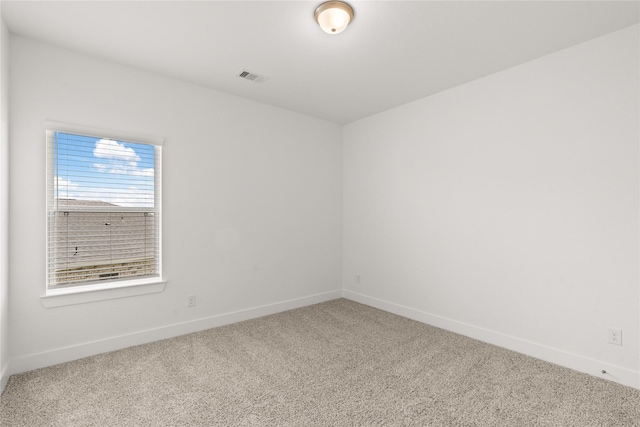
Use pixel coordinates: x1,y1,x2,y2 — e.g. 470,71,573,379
46,129,162,290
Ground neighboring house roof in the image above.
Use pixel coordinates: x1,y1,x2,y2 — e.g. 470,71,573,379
55,198,120,208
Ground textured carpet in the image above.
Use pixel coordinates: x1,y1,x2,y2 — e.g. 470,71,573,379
1,299,639,426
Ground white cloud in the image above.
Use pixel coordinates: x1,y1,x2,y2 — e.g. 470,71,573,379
131,168,154,177
92,139,153,178
93,139,140,162
94,163,154,178
55,140,156,208
55,177,79,199
56,177,78,190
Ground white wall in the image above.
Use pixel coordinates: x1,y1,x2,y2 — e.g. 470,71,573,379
5,21,639,391
8,37,342,373
343,25,640,388
0,16,10,392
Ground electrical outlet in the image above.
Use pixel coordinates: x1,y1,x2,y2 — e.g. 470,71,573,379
187,294,196,308
608,328,622,346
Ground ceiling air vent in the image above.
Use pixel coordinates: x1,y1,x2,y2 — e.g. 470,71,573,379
238,70,267,84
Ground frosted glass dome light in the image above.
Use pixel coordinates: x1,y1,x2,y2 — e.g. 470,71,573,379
314,1,354,34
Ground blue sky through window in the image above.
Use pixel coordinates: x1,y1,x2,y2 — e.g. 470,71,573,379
54,132,155,208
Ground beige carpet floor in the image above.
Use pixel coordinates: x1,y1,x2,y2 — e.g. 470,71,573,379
1,298,639,426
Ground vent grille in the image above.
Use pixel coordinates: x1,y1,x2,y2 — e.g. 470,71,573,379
238,70,267,84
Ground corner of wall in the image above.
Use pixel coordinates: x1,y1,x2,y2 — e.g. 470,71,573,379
0,14,11,395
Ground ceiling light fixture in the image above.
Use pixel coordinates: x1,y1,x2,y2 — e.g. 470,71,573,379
314,1,354,35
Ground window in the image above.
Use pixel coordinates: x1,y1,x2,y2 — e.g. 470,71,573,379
46,126,162,293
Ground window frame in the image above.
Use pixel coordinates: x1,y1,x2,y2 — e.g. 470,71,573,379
43,121,164,303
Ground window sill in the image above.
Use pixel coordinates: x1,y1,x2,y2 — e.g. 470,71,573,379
41,279,166,308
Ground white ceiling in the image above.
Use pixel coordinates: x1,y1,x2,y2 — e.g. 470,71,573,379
2,1,639,124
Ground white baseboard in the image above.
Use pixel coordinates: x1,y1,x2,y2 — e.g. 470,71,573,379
342,289,640,390
9,290,342,377
0,362,8,395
